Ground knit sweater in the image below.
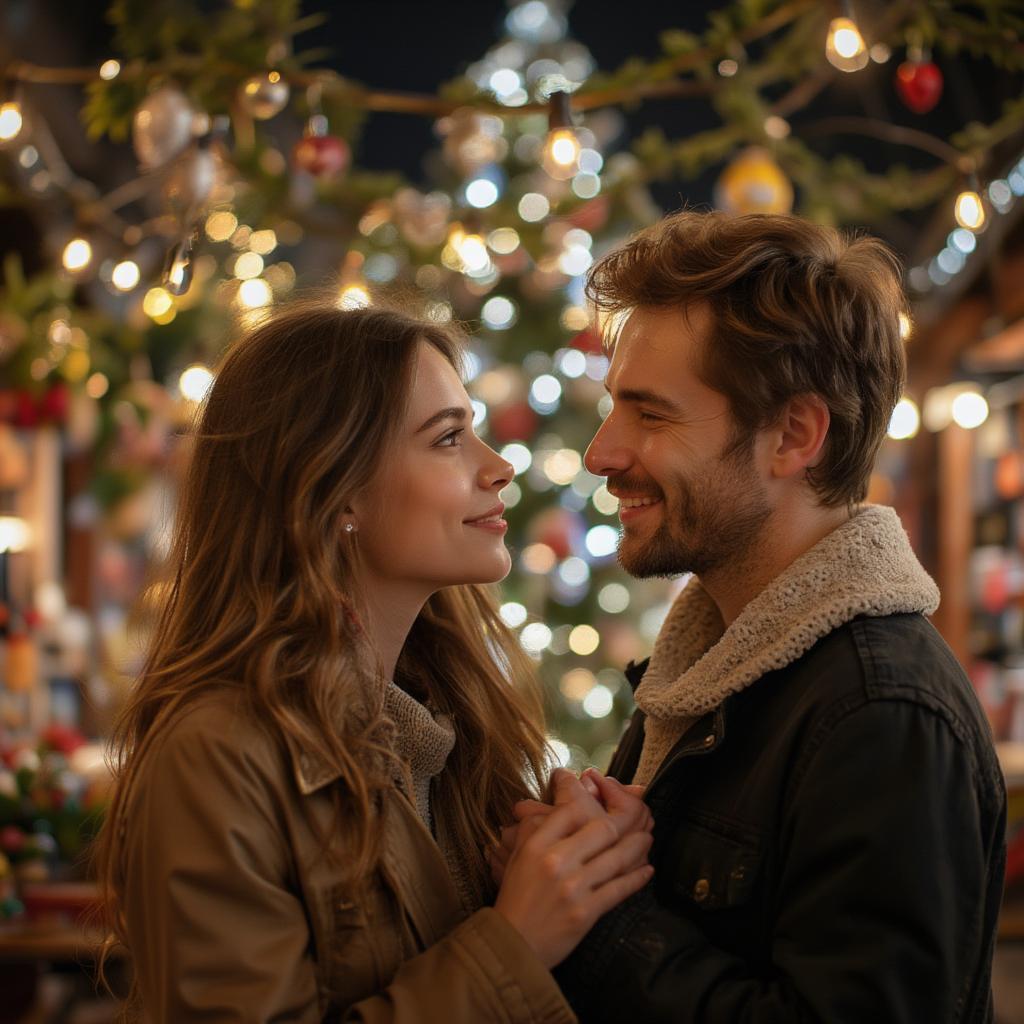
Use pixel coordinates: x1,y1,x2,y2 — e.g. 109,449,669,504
632,504,941,785
383,682,481,913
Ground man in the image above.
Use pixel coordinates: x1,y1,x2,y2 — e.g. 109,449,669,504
546,212,1006,1022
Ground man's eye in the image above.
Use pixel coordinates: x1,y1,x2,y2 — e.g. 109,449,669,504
436,428,465,447
638,411,662,423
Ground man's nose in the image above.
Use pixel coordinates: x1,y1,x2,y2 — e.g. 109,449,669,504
584,413,631,477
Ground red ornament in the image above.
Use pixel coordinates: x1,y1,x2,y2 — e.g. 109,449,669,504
291,135,351,179
895,61,943,114
570,328,604,354
38,383,69,424
490,401,538,444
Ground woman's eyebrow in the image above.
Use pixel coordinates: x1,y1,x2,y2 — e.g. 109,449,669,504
415,406,468,434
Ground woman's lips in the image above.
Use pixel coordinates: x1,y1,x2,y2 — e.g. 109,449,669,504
464,504,508,532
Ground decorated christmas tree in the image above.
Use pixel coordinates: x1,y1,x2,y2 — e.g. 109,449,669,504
0,0,1022,766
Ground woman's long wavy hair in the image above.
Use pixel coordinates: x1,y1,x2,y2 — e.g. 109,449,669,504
94,301,549,973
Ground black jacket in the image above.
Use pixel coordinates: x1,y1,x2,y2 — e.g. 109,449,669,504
557,612,1007,1023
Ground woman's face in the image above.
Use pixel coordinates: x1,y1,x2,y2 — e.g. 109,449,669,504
352,340,514,596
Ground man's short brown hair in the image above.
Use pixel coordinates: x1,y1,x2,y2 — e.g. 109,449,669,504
586,211,908,507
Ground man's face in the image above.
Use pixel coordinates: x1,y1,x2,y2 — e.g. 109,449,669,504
584,305,772,579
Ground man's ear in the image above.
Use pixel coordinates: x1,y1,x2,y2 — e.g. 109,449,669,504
768,394,830,482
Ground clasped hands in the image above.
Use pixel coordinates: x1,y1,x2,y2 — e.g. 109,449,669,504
490,767,654,968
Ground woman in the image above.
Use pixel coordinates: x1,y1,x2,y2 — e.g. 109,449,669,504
95,302,653,1022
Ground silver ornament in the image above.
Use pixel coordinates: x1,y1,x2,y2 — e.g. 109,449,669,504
133,86,195,170
239,73,291,120
163,146,218,218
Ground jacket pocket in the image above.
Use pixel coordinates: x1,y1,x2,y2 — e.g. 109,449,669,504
663,812,763,911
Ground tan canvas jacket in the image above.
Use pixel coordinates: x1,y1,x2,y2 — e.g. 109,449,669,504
118,688,575,1023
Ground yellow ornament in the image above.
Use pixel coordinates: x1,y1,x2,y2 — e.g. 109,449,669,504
714,147,794,215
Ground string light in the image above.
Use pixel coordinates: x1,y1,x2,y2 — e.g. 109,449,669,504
111,259,140,291
887,397,920,440
61,237,92,272
951,391,988,429
98,60,121,80
238,277,272,308
954,188,985,231
541,91,580,180
0,100,23,142
164,230,198,295
825,15,868,72
179,364,214,402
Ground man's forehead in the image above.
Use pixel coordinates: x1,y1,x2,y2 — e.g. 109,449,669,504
608,306,704,384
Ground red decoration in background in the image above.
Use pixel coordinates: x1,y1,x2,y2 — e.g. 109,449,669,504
895,60,943,114
0,384,70,428
490,401,538,444
292,134,351,178
570,328,603,354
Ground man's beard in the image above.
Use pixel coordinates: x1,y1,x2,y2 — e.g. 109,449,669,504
613,449,771,580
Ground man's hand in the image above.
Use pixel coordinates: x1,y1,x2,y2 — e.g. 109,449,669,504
493,770,654,968
488,769,651,886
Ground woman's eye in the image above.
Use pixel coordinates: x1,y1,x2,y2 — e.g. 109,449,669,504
436,428,465,448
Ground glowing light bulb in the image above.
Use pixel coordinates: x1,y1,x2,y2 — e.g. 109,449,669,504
62,238,92,272
825,17,868,72
179,365,214,403
99,59,121,80
951,391,988,429
338,282,371,310
542,127,581,180
954,190,985,231
238,278,272,308
111,259,140,291
887,398,920,440
0,101,23,142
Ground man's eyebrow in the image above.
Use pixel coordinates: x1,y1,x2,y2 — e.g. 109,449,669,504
603,385,683,415
415,406,468,434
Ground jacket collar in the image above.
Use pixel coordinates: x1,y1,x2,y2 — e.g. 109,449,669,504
635,504,940,724
284,678,455,798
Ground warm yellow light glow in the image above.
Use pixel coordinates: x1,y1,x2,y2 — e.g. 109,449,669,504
233,251,264,280
238,278,272,308
954,190,985,231
521,543,557,574
825,17,868,72
86,372,109,399
248,229,277,255
99,59,121,80
62,238,92,272
568,624,600,656
898,312,912,341
487,227,520,254
0,101,24,142
205,210,238,242
111,259,140,291
0,516,31,553
338,283,371,310
179,364,214,402
951,391,988,429
560,668,596,701
143,287,173,318
542,128,581,179
887,398,920,440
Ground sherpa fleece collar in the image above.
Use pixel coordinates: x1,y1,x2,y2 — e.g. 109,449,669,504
631,504,939,784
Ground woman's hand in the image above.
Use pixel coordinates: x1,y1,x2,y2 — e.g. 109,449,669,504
488,770,651,886
492,770,654,968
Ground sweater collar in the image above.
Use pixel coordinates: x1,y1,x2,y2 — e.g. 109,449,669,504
286,673,455,796
635,504,940,723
